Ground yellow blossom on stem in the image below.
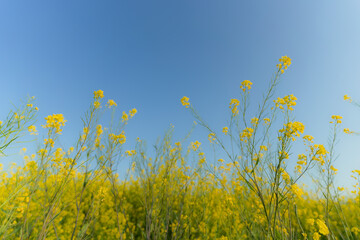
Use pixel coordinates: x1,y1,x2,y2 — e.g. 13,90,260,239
109,132,126,145
240,128,254,142
129,108,137,118
125,150,136,156
251,117,259,126
344,94,352,102
122,111,129,122
330,165,338,173
279,121,305,141
313,232,321,240
222,127,228,135
240,80,253,92
259,145,268,151
303,135,314,143
191,141,201,151
316,219,329,236
94,89,104,99
344,128,353,134
42,114,66,134
107,99,117,108
181,96,190,108
208,133,216,143
274,94,297,111
44,138,55,148
330,115,342,124
28,125,38,135
290,184,303,198
96,125,103,136
276,56,292,74
229,99,240,116
94,101,100,109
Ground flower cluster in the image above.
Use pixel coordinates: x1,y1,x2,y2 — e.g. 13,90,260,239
240,80,253,92
229,99,240,116
181,96,190,108
109,132,126,145
208,133,216,143
276,56,292,74
222,127,228,135
28,125,38,135
274,94,297,111
240,127,254,142
191,140,201,151
311,144,328,165
330,115,342,124
278,121,305,141
42,114,67,134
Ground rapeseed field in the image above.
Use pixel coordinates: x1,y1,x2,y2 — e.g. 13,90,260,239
1,56,359,240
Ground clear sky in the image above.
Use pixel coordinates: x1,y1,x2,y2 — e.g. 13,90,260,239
1,0,360,188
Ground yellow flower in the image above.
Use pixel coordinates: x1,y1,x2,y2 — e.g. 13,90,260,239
94,89,104,99
94,101,100,109
303,135,314,142
276,56,292,74
279,121,305,141
191,141,201,151
330,165,338,173
314,144,328,155
109,132,126,145
306,218,315,226
44,138,55,148
42,114,66,134
208,133,216,143
263,118,270,124
107,99,117,108
81,146,87,152
313,232,321,240
181,96,190,108
240,128,254,142
129,108,137,118
338,187,344,191
290,184,303,198
14,113,24,120
260,145,268,151
240,80,253,92
251,117,259,126
316,219,329,235
344,94,352,102
28,125,38,135
331,115,342,124
222,127,228,135
274,94,297,111
122,111,129,122
344,128,353,134
125,150,136,156
279,150,289,159
229,99,240,116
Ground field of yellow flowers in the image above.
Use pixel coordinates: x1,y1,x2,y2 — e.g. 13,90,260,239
1,56,360,240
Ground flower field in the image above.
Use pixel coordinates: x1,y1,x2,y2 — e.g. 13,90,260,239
1,57,360,240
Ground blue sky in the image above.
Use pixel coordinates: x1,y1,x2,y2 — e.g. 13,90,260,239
1,0,360,188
